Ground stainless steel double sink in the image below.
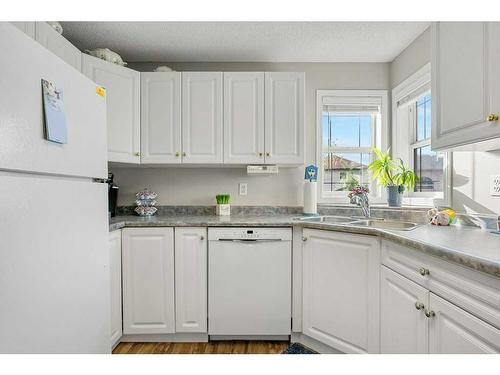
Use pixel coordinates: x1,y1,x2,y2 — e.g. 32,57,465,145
296,215,421,231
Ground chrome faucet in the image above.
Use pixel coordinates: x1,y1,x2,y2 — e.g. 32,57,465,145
350,191,371,218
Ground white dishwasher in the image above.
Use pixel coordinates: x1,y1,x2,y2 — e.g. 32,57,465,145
208,227,292,337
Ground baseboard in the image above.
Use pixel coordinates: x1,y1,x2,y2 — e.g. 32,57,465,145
209,335,290,341
120,333,209,343
291,333,344,354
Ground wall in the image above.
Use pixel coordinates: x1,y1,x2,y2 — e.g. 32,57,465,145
390,27,500,215
113,62,390,206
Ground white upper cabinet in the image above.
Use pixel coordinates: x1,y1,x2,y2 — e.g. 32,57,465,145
141,72,182,164
432,22,500,150
174,227,208,333
122,228,175,335
302,229,380,353
265,72,305,164
35,22,81,71
380,266,429,354
429,293,500,353
10,22,35,38
182,72,223,163
223,72,265,164
82,54,141,164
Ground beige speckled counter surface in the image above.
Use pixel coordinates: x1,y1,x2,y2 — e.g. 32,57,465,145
109,214,500,277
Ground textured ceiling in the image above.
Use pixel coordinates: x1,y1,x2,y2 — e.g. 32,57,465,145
60,22,430,63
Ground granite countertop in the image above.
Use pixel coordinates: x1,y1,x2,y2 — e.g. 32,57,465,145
109,214,500,277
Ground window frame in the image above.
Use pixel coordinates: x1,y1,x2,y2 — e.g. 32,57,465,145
316,89,389,204
391,63,451,206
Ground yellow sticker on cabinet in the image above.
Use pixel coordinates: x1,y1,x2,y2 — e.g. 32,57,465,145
96,86,106,98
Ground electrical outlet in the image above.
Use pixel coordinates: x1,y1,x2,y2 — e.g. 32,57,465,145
491,175,500,196
239,183,248,196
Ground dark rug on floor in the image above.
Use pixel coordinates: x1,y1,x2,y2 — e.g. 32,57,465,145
282,343,317,354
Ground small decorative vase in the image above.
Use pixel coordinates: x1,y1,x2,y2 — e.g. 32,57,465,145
216,204,230,216
387,186,403,207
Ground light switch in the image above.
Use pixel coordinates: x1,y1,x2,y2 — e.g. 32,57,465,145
239,183,248,196
491,175,500,196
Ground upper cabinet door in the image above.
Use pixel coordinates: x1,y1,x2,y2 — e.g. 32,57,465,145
35,22,81,71
10,22,35,38
432,22,500,150
82,54,141,164
223,72,265,164
429,293,500,353
141,72,182,164
264,72,305,164
380,266,429,354
182,72,223,163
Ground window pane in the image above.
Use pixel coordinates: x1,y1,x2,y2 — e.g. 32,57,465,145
414,145,444,192
416,94,431,141
330,114,372,148
425,98,432,140
322,152,370,193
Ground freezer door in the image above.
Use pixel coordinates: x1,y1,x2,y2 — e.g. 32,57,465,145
0,23,107,179
0,173,110,353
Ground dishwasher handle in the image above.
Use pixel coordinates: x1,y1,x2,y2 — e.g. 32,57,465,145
216,238,283,243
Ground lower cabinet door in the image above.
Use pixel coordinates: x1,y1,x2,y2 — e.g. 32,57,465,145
122,228,175,334
302,229,380,353
174,227,208,333
380,266,429,353
429,293,500,353
109,230,123,347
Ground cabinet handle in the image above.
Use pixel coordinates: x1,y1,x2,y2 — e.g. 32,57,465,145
487,114,499,122
134,152,141,157
424,309,436,318
266,152,271,157
302,237,308,242
415,302,425,310
258,152,263,157
175,152,180,157
182,152,187,157
419,267,430,276
200,235,205,241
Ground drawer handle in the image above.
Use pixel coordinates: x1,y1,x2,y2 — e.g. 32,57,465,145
415,302,425,310
200,235,205,241
424,309,436,318
419,267,430,276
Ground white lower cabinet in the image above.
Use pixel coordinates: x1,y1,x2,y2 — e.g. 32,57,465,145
429,293,500,353
109,230,122,348
174,227,207,333
122,228,175,334
380,265,429,353
302,229,381,353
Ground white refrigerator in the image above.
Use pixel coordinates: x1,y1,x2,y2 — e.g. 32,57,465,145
0,23,111,353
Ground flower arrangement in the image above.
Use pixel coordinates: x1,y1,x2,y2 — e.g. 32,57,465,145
348,186,369,200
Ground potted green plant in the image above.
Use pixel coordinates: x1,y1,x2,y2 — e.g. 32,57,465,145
368,148,417,207
216,194,231,216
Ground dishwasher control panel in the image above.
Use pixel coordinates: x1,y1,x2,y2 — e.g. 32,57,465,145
208,227,292,241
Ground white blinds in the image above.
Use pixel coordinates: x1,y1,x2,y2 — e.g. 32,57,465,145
396,82,431,107
322,95,382,114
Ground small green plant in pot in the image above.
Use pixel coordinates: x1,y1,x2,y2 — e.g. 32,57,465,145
368,148,417,207
215,194,231,216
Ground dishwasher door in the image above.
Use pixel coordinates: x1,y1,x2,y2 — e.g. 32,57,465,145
208,228,292,336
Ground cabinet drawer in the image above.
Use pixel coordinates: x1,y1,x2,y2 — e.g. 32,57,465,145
382,240,500,328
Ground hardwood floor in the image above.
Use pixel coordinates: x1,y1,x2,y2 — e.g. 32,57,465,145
113,341,289,354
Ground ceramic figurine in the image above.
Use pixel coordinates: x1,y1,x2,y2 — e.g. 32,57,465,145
154,65,174,72
85,48,127,66
47,21,63,35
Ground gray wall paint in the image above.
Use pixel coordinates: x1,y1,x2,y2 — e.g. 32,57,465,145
390,28,500,215
113,62,390,206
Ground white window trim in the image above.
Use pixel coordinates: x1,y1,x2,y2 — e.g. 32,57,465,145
391,63,451,207
316,89,389,204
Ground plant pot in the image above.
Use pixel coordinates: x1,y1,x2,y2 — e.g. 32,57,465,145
387,186,403,207
216,204,231,216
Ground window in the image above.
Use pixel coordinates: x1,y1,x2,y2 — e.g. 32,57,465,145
317,90,388,203
392,64,450,206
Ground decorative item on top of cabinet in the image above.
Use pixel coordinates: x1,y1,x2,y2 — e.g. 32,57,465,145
302,229,380,353
122,228,175,334
431,22,500,151
154,65,174,72
46,21,63,35
82,54,140,164
223,72,265,164
140,72,182,164
85,48,127,66
174,227,208,333
182,72,223,163
35,21,81,71
264,72,305,164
